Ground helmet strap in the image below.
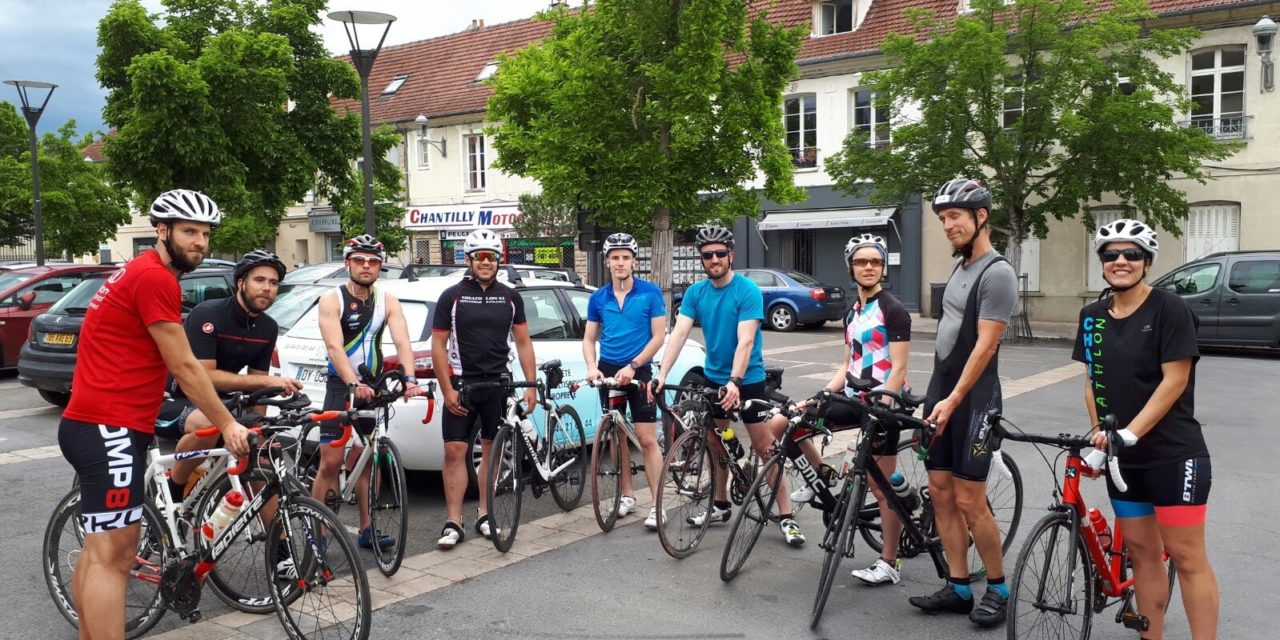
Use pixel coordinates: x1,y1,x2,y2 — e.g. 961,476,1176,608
161,232,199,274
235,280,261,317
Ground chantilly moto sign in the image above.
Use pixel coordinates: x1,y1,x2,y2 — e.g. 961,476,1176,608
403,202,522,231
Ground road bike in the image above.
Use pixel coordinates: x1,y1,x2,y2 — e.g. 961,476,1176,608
575,377,658,532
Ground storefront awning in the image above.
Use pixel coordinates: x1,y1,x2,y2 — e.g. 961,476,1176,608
756,206,896,231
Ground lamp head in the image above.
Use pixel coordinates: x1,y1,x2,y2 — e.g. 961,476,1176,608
1255,15,1277,56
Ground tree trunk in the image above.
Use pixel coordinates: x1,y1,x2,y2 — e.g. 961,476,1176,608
653,121,675,325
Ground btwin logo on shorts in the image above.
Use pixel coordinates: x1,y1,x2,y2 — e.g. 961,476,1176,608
100,425,134,510
1182,458,1195,502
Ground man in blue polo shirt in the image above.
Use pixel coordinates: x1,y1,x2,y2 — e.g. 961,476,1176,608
583,232,667,530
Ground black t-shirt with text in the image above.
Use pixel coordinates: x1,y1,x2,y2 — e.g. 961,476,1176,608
1072,288,1208,468
431,278,527,378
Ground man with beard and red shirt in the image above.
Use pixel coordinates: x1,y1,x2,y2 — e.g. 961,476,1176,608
58,189,250,640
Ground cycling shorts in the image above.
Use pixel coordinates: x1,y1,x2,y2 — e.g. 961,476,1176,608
154,398,195,441
58,418,153,534
597,362,657,423
804,401,899,456
442,376,509,443
707,380,774,425
1107,456,1211,527
320,376,376,442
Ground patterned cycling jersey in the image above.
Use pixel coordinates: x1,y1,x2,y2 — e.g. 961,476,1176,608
844,291,911,391
326,284,387,377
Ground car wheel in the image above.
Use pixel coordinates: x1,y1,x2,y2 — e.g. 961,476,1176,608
38,389,71,407
768,305,797,332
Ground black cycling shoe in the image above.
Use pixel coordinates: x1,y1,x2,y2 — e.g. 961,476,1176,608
969,589,1009,627
909,584,975,614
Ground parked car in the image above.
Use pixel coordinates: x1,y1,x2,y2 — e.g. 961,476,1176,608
0,264,117,369
282,261,408,285
1150,250,1280,349
271,275,708,484
671,268,846,331
266,280,345,335
18,267,240,406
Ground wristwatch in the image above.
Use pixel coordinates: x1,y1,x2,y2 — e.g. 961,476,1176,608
404,375,418,384
628,360,642,369
728,376,744,386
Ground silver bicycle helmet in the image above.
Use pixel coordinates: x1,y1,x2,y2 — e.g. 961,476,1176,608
233,249,286,282
602,232,639,257
462,228,504,256
149,189,221,228
695,224,734,249
343,234,386,260
843,233,888,265
931,178,992,214
1094,219,1158,264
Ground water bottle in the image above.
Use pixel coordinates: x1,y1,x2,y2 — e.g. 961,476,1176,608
889,471,920,512
201,490,245,543
839,432,860,476
720,427,745,461
1087,507,1113,552
520,417,537,440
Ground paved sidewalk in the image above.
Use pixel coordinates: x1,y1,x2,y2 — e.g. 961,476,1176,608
910,312,1077,341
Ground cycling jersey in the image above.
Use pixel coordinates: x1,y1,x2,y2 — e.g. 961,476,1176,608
844,291,911,392
326,284,387,378
432,278,526,378
64,250,182,433
678,274,766,386
171,296,277,399
586,277,665,366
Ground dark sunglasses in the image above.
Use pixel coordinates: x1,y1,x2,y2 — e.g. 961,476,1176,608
469,251,500,263
700,249,730,260
851,258,884,268
1100,248,1148,263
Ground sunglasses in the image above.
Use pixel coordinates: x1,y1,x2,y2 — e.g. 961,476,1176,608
1100,248,1148,263
851,258,884,268
348,255,382,267
700,249,730,260
469,251,500,263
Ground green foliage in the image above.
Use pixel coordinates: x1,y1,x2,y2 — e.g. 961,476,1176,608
0,104,131,254
512,192,577,240
96,0,385,254
825,0,1238,260
329,126,409,256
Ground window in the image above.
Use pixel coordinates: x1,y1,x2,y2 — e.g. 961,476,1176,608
19,275,84,306
179,276,232,312
1185,203,1240,260
385,144,400,169
818,0,854,35
1158,262,1220,296
1086,209,1124,291
518,289,572,340
563,289,590,325
381,74,408,96
1003,74,1024,128
851,89,891,149
784,94,818,169
133,237,156,257
475,62,499,83
1228,260,1280,294
1189,47,1246,139
744,271,781,288
1014,235,1040,292
464,133,486,191
419,135,432,168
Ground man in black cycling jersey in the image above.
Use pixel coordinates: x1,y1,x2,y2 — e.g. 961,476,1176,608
431,228,539,549
164,250,303,493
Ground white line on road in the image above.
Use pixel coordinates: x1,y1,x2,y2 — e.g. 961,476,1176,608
0,382,25,390
0,405,59,421
761,340,845,356
1003,362,1082,399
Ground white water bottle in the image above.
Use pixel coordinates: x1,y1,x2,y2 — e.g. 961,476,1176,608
201,490,244,543
889,471,920,512
520,418,537,440
839,432,860,476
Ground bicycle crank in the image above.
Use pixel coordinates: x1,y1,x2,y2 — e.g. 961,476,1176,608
160,556,203,622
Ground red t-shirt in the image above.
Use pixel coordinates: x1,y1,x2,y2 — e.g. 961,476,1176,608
64,250,182,433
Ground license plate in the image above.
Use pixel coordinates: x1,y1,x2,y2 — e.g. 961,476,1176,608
42,332,75,346
830,291,843,299
295,366,329,384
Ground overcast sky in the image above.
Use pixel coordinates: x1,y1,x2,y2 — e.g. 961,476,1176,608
0,0,580,136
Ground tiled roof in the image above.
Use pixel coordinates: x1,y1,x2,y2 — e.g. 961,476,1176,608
82,134,108,163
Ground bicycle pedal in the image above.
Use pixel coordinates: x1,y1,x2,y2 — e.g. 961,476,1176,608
1120,611,1150,631
183,610,202,624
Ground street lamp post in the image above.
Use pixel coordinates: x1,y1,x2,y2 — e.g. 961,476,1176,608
4,80,57,266
328,10,396,237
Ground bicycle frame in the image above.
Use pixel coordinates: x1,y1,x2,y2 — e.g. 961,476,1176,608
1052,452,1134,605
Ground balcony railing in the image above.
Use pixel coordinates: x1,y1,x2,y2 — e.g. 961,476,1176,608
1184,115,1251,141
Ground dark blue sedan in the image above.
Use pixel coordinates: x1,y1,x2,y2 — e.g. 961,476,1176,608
674,268,847,331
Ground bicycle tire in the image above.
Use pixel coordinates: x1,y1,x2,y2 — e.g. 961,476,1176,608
549,404,587,511
368,438,409,576
720,453,782,582
43,488,168,640
486,422,524,553
656,429,716,559
266,496,372,640
811,474,865,629
1114,543,1178,620
199,466,289,613
1007,512,1093,640
590,416,623,532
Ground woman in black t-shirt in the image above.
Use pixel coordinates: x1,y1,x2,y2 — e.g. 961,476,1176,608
1072,219,1217,639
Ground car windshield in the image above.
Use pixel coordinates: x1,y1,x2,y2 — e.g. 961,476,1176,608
49,276,111,315
0,273,32,292
291,299,435,341
266,284,329,333
784,270,820,285
523,269,569,282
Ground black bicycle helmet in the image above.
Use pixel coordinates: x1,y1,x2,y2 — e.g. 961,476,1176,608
233,249,286,282
931,178,992,214
695,224,734,249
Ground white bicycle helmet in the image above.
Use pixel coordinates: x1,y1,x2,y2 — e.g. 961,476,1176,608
343,234,386,260
149,189,221,228
1094,218,1158,264
695,224,734,249
602,232,639,257
844,233,888,265
462,228,504,256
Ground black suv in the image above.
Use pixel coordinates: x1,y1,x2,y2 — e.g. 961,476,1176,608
18,267,237,406
1151,250,1280,349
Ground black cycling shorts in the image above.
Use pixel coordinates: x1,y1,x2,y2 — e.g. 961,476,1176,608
923,385,1001,482
442,376,509,443
154,399,196,441
806,400,899,456
58,418,153,534
320,376,376,442
1107,456,1212,526
705,380,775,425
597,362,657,423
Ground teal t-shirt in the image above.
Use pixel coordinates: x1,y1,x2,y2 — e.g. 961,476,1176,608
678,274,766,385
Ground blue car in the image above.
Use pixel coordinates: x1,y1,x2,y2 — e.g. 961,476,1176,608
674,268,847,331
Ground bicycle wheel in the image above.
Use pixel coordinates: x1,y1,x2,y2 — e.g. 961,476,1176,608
368,438,409,576
811,474,866,629
549,405,587,511
590,416,623,532
266,496,371,640
656,429,716,559
1007,513,1093,640
486,423,524,553
720,453,782,582
200,466,289,613
43,488,168,640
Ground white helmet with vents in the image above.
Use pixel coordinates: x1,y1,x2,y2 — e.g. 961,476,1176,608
1094,218,1158,264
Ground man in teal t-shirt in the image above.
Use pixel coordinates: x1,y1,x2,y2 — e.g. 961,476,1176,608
655,224,805,546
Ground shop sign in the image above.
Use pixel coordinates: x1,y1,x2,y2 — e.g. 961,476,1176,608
405,203,522,230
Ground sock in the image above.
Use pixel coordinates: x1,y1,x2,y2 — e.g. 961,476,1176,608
949,576,972,599
778,513,793,520
714,500,731,510
987,575,1009,598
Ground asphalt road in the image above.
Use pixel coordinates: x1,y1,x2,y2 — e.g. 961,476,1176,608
1,325,1275,639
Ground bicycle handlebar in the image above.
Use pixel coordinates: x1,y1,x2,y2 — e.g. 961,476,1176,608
985,410,1131,491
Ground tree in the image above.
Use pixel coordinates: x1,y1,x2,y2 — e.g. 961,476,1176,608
0,104,131,255
487,0,806,302
824,0,1239,272
96,0,398,254
328,126,409,256
511,192,577,240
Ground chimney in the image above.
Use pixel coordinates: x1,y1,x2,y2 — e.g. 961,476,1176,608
549,1,568,8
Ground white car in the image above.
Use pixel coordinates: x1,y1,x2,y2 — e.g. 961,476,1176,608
271,275,707,481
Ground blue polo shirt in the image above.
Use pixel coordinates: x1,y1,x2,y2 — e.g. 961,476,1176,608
586,277,666,366
678,274,765,385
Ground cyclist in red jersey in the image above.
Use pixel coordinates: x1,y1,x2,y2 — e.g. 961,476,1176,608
58,189,250,640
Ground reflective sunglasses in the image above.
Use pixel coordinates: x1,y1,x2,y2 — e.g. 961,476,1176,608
851,258,884,268
348,255,382,267
469,251,500,263
700,249,730,260
1100,248,1148,263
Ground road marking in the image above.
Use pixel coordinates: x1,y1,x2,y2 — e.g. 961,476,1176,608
762,340,844,356
0,405,59,421
0,382,25,390
1004,362,1083,399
